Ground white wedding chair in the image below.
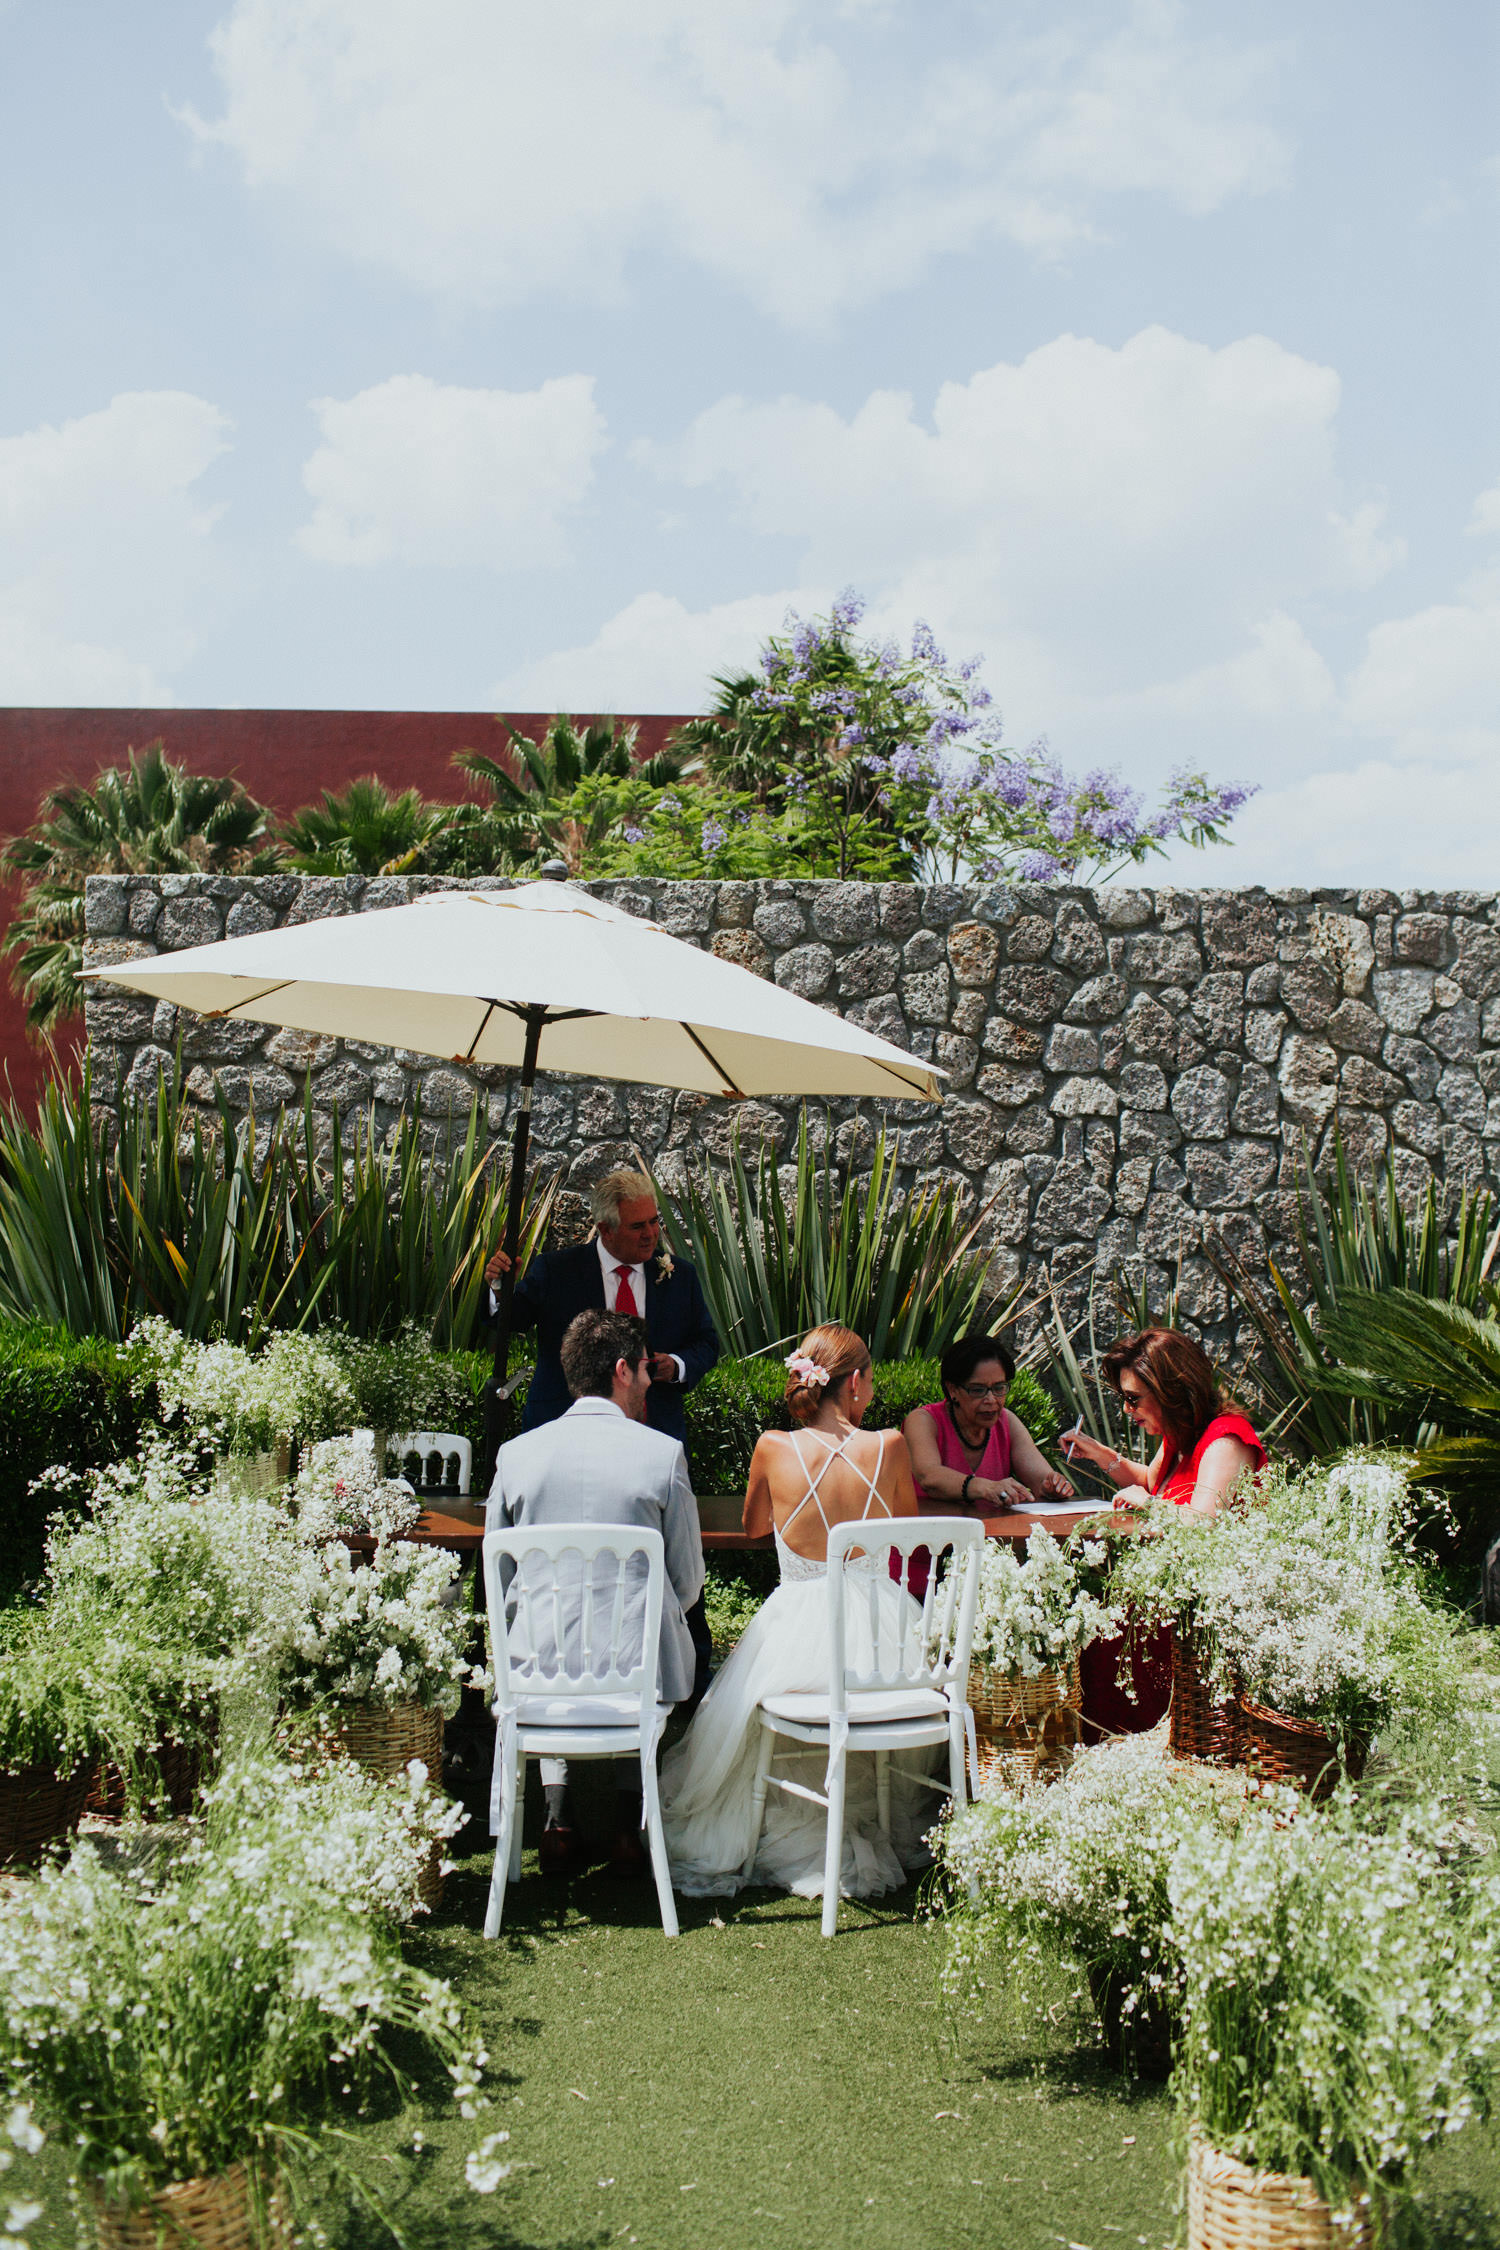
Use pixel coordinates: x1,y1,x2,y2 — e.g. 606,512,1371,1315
387,1431,472,1497
480,1522,678,1939
740,1516,983,1937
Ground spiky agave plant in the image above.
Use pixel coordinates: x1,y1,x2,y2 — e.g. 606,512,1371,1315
1208,1132,1498,1458
649,1107,1006,1360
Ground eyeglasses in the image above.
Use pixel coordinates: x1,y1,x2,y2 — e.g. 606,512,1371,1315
958,1381,1008,1401
1118,1387,1151,1416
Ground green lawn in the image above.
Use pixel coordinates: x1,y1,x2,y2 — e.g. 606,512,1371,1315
27,1792,1500,2250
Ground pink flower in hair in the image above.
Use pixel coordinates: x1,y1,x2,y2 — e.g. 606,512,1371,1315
784,1352,830,1387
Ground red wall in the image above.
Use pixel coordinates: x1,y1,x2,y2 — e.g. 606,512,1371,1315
0,707,688,1111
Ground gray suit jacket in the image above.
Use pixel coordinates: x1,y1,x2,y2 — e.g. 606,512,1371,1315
487,1396,706,1705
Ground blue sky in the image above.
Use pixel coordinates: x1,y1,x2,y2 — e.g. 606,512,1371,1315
0,0,1495,885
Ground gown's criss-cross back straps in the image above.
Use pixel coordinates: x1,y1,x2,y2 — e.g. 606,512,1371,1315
774,1428,892,1582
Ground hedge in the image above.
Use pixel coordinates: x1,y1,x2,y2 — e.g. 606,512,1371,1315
0,1326,1061,1604
0,1326,147,1600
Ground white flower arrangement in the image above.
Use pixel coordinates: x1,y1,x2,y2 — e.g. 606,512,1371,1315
0,1749,497,2215
1168,1788,1500,2215
0,2102,43,2250
968,1526,1120,1679
939,1734,1280,2055
281,1538,479,1714
294,1434,422,1545
128,1316,357,1455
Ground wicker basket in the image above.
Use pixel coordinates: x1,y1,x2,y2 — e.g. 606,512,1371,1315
328,1699,447,1912
1187,2137,1372,2249
0,1757,95,1867
969,1661,1082,1786
1236,1698,1365,1802
1170,1629,1239,1765
88,1730,212,1823
1086,1959,1174,2080
88,2161,287,2250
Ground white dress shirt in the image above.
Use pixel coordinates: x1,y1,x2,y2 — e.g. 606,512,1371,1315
598,1237,684,1384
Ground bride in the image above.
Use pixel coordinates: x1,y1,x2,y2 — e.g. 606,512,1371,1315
661,1323,940,1901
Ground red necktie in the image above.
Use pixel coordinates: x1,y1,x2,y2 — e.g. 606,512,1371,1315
614,1265,639,1316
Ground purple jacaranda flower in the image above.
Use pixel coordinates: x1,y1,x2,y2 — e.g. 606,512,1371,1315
1019,850,1065,882
622,825,646,844
656,793,682,816
701,816,727,857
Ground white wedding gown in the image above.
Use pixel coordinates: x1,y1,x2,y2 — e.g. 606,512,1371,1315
660,1431,943,1901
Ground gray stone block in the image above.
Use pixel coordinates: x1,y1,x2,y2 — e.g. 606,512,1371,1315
934,1033,978,1086
1119,931,1204,983
977,1063,1046,1107
902,928,947,972
1383,1035,1442,1102
158,898,225,951
993,965,1069,1023
1455,926,1500,1002
1427,1002,1480,1062
266,1028,338,1075
1032,1159,1112,1247
1232,1064,1279,1135
1119,1109,1183,1157
1063,973,1129,1023
837,941,899,999
1005,913,1056,962
1394,912,1450,966
775,944,836,1000
943,1101,1002,1169
1043,1024,1099,1073
753,901,806,948
1171,1064,1231,1140
878,885,922,938
949,989,987,1036
84,879,129,937
1005,1103,1057,1155
1119,1061,1168,1109
1437,1067,1487,1132
901,968,951,1025
712,929,770,977
1278,1036,1340,1129
714,881,756,928
1326,998,1383,1056
1186,1138,1277,1209
1098,889,1152,930
1372,967,1435,1031
980,1017,1045,1062
1050,1076,1118,1119
1050,904,1106,973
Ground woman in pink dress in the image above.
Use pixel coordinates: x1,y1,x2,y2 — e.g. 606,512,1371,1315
903,1333,1078,1513
1064,1328,1267,1734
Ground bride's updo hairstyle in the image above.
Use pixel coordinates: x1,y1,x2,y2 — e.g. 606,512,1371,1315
784,1324,871,1425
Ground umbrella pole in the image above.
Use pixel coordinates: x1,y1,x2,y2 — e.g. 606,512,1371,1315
482,1004,547,1487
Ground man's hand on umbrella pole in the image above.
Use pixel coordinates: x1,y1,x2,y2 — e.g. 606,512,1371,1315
484,1247,513,1286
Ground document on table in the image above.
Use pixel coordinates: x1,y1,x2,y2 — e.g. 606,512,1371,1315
1019,1496,1110,1516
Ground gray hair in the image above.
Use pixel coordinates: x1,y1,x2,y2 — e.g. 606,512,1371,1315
589,1168,657,1229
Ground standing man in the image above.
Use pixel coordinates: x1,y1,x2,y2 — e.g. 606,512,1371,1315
488,1309,705,1875
483,1166,719,1693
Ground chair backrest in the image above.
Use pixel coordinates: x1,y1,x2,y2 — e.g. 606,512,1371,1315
482,1522,665,1729
387,1430,472,1497
824,1517,983,1717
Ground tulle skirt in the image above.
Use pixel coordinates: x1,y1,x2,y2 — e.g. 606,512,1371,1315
660,1573,944,1900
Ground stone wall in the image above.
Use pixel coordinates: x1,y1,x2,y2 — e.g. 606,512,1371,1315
83,872,1500,1356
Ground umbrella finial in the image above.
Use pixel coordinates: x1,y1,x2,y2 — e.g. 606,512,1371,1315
538,859,569,881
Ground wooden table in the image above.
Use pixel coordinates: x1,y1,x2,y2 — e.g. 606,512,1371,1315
384,1493,1126,1559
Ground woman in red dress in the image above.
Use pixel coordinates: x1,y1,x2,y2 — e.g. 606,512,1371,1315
1064,1328,1266,1734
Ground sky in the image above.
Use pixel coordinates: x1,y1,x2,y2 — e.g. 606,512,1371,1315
0,0,1496,887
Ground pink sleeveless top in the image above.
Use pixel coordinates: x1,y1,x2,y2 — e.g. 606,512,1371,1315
915,1399,1011,1504
1152,1412,1265,1505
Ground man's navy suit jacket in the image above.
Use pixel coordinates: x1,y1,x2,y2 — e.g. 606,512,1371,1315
499,1242,720,1444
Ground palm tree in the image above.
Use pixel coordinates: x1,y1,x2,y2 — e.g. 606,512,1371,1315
279,775,454,876
1,742,281,1034
436,714,691,877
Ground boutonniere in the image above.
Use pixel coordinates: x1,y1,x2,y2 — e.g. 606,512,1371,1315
654,1249,675,1284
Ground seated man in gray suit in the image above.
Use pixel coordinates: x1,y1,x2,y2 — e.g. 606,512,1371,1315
487,1307,706,1876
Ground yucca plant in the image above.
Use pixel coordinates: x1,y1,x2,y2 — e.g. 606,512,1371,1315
1208,1132,1498,1459
1312,1288,1500,1557
0,1062,556,1346
650,1109,1005,1359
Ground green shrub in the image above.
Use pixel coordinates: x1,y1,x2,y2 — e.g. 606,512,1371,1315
0,1324,145,1602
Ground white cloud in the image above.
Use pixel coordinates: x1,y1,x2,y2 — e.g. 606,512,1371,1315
1468,475,1500,537
637,325,1399,706
189,0,1289,321
295,373,606,567
0,390,232,702
1178,756,1500,890
493,586,822,712
1342,566,1500,768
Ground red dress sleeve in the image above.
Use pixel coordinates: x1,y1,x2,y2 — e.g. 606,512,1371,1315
1153,1413,1266,1505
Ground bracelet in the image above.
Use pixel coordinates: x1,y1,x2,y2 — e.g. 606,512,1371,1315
961,1474,974,1504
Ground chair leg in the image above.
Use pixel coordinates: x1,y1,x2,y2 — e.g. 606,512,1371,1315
639,1748,679,1939
740,1722,775,1882
508,1754,525,1883
875,1748,891,1839
485,1739,519,1940
947,1713,968,1810
821,1745,847,1938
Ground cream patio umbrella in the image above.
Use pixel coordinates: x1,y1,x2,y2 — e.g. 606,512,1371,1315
84,876,945,1450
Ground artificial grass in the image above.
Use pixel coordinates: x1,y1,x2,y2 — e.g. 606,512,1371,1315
22,1808,1500,2250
